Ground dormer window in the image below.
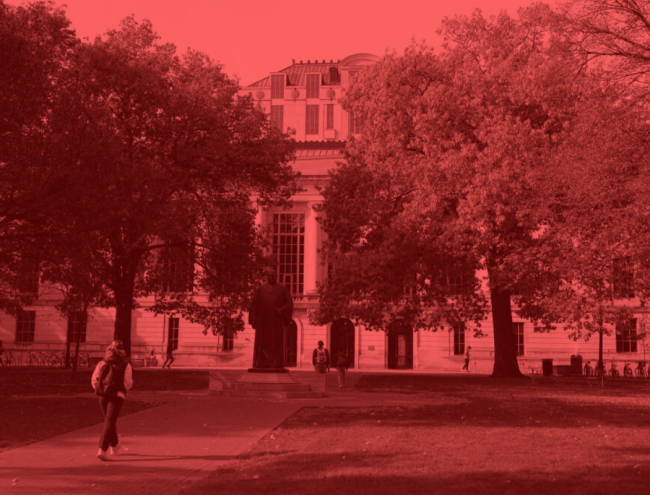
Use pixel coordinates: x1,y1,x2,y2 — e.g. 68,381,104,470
329,67,339,85
271,74,284,99
306,74,320,98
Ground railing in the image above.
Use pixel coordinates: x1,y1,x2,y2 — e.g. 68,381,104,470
0,348,90,367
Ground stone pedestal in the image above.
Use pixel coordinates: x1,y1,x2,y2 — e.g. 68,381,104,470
209,371,323,398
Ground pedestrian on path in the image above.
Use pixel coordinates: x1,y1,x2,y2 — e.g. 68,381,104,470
462,346,471,371
313,341,330,374
313,340,330,397
335,348,348,388
162,340,175,369
92,340,133,461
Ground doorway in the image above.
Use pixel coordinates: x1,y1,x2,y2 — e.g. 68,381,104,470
330,318,355,368
387,323,413,369
285,320,297,367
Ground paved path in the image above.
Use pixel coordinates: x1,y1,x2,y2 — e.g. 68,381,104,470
0,394,302,495
0,373,462,495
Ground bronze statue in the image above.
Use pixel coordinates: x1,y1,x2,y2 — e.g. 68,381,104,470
248,268,293,370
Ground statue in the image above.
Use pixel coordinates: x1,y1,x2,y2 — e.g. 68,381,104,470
248,268,293,370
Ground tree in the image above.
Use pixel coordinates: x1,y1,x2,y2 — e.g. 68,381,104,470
523,90,650,377
557,0,650,102
30,17,298,353
315,6,589,377
0,1,77,314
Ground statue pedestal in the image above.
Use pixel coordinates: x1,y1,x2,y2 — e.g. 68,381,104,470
209,370,324,398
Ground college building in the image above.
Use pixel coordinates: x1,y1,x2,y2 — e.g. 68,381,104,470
0,53,646,373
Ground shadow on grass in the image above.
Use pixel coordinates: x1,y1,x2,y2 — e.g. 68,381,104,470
355,374,650,398
280,395,650,429
187,452,650,495
0,368,209,397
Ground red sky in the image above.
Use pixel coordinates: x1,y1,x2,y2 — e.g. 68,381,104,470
8,0,554,86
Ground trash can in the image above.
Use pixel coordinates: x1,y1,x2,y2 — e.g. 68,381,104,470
542,359,553,377
570,355,582,376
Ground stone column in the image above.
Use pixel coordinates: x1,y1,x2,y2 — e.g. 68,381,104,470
303,202,320,295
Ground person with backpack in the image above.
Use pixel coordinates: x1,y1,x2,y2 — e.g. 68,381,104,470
335,347,348,388
312,341,330,374
91,340,133,461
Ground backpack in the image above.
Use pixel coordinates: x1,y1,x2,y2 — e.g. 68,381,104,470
95,361,119,397
316,348,327,364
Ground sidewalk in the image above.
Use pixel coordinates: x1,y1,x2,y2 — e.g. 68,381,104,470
0,394,302,495
0,374,459,495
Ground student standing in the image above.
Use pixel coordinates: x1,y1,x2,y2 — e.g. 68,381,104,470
92,340,133,461
335,348,348,388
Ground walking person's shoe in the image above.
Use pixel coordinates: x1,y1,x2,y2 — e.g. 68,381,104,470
109,443,122,455
97,448,109,461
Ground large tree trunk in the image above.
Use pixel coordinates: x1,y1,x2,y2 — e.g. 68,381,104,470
489,276,525,378
114,288,134,356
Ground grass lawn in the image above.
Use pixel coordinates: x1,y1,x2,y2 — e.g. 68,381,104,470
187,375,650,495
0,367,209,452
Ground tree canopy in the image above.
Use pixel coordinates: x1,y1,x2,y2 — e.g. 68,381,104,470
315,6,608,377
1,9,299,353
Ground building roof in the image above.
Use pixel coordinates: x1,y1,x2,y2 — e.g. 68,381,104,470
249,60,341,88
294,141,345,157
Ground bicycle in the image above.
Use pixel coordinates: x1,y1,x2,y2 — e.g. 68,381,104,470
594,362,605,379
584,361,593,377
624,362,633,378
78,352,90,367
635,361,646,378
0,351,16,367
609,362,619,378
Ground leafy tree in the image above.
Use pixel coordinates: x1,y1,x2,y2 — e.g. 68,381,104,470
525,91,650,376
29,17,298,353
315,6,590,377
0,1,77,314
557,0,650,101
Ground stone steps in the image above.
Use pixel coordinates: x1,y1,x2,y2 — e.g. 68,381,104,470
209,389,323,399
208,370,325,399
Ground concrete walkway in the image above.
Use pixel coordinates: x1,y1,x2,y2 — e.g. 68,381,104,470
0,374,462,495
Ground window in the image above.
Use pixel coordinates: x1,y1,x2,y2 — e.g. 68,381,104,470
272,213,305,295
271,74,284,99
616,318,637,353
306,105,319,135
444,264,474,295
222,318,235,352
329,67,339,85
16,310,35,343
17,259,39,294
158,245,193,293
326,104,334,130
67,311,87,344
613,257,635,299
348,110,356,135
306,74,320,98
453,323,465,356
513,322,524,356
270,105,284,131
168,317,179,351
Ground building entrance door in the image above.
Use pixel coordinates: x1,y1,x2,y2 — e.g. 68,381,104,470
284,320,297,367
387,323,413,369
330,318,355,368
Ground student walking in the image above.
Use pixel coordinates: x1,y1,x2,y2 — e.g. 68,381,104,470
335,348,348,388
462,346,471,372
162,340,175,369
313,341,330,396
92,340,133,461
